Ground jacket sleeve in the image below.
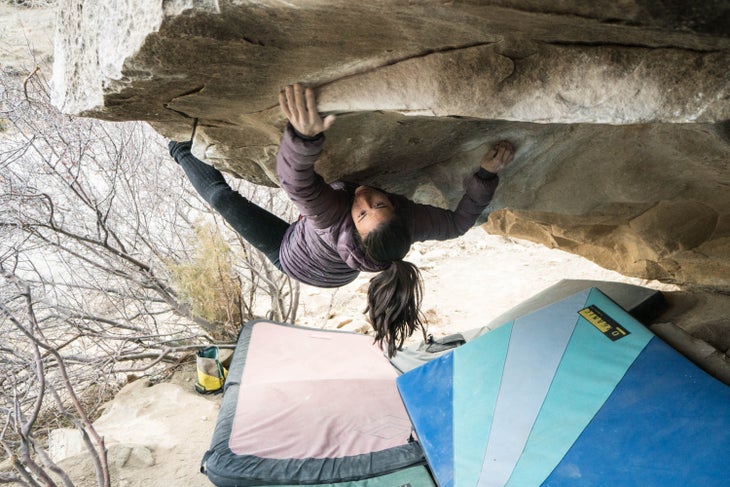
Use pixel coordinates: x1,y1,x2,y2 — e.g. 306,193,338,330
276,124,350,229
400,170,500,242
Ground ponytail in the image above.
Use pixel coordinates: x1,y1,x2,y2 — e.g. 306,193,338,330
360,216,424,357
366,260,424,357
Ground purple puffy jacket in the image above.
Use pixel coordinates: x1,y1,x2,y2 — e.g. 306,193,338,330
276,125,499,288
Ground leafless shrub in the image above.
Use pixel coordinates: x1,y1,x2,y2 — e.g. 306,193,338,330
0,59,298,484
1,263,110,487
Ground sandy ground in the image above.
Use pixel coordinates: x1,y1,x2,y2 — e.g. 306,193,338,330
49,228,674,487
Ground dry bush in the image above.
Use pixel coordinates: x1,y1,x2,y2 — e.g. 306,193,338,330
168,223,244,340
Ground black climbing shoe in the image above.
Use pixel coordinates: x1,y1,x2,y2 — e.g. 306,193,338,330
168,140,192,161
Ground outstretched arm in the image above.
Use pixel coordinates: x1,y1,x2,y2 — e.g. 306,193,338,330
276,83,346,229
404,140,515,242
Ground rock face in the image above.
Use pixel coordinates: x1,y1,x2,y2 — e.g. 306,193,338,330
52,0,730,291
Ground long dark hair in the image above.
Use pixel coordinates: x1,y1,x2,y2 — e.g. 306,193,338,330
359,216,424,357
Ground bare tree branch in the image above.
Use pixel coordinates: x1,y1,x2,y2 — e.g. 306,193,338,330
1,55,300,486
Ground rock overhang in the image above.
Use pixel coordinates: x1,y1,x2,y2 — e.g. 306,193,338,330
52,0,730,290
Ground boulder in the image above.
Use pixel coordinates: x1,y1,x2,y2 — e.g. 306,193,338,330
52,0,730,290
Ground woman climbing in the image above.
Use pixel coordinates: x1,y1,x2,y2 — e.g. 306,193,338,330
169,83,515,356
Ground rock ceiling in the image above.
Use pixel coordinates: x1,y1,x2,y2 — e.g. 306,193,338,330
52,0,730,291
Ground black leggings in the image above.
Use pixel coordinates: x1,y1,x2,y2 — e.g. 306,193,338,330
169,141,289,269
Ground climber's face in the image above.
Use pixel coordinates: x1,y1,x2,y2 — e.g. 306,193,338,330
351,186,395,238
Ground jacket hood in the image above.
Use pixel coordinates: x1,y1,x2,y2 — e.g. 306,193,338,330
335,212,391,273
